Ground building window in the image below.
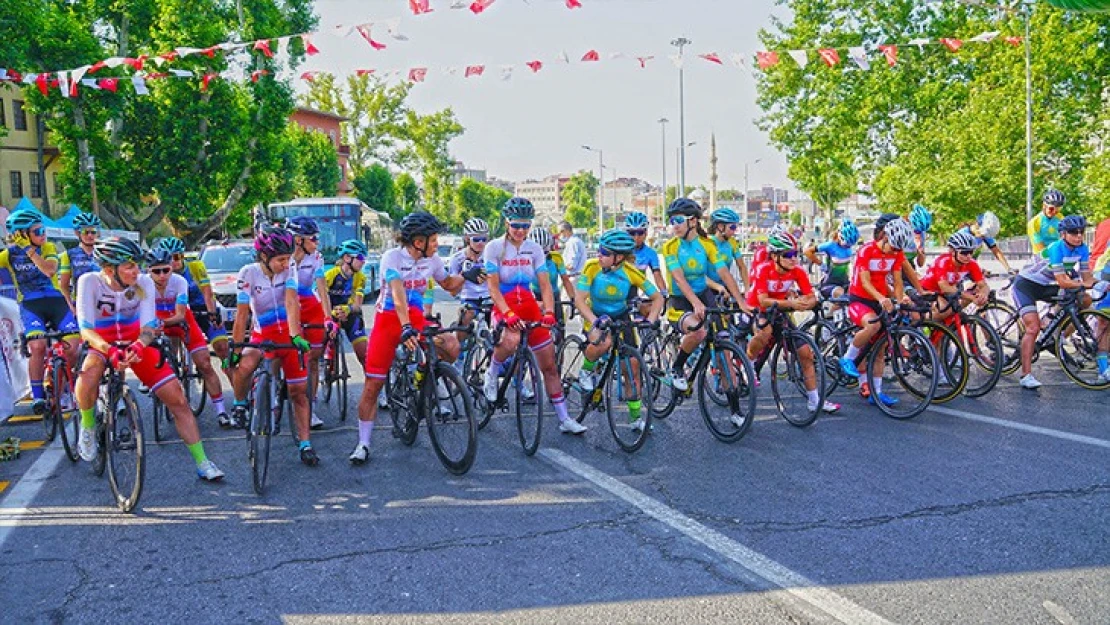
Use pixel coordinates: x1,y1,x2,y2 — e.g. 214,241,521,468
53,172,62,195
10,171,23,198
29,172,42,198
0,100,6,128
12,100,27,131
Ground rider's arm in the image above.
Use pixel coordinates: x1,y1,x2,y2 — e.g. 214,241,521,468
164,302,188,327
285,280,303,339
652,268,668,297
646,289,664,322
803,244,819,265
537,271,555,316
391,279,413,327
714,265,748,311
901,262,925,292
892,269,906,302
914,234,927,268
705,275,725,294
58,252,75,311
859,269,886,302
560,273,576,299
75,276,114,353
989,244,1013,273
572,282,595,325
315,273,332,316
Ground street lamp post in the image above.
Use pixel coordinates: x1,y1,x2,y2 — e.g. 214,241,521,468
743,158,762,244
671,37,691,196
674,141,696,199
582,145,604,233
658,117,668,223
85,156,101,216
1023,0,1034,221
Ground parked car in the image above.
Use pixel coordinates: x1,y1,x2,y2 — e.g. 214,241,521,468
198,239,255,327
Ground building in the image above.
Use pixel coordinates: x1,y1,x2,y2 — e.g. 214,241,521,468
289,106,352,195
514,175,569,226
451,162,488,185
487,176,516,194
0,83,63,215
602,177,657,218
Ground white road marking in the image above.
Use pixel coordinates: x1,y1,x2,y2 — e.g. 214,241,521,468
539,448,892,625
927,406,1110,450
1042,600,1079,625
0,440,66,551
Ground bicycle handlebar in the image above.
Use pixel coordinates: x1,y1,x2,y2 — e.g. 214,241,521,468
228,340,308,369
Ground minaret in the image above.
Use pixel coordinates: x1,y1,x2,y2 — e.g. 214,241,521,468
709,133,718,212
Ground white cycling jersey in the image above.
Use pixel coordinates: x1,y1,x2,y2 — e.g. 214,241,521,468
376,247,447,313
449,248,489,301
236,263,297,334
482,237,547,297
76,272,159,342
291,251,325,299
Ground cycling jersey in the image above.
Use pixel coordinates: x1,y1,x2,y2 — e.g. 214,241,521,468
576,259,657,317
235,264,297,334
1028,212,1062,257
955,226,996,258
482,237,547,300
448,248,489,301
76,272,159,341
711,236,743,269
903,233,926,266
376,247,448,313
919,253,985,292
533,254,567,298
179,260,211,309
59,246,98,296
0,243,62,301
661,236,725,294
748,262,813,310
632,244,662,275
1094,247,1110,278
849,241,905,300
1018,239,1089,286
815,240,852,286
325,265,368,308
153,273,190,315
291,252,325,299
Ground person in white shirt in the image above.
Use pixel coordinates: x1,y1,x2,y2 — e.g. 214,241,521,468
559,221,586,277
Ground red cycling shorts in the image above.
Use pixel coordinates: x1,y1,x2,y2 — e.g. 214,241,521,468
300,296,327,348
848,298,883,327
89,343,176,393
365,307,426,380
159,308,209,355
492,289,553,351
250,327,308,385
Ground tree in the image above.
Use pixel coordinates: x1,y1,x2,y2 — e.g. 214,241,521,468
353,163,394,215
453,178,509,231
285,123,339,197
664,185,695,207
561,170,599,232
301,73,411,170
397,108,464,224
393,172,420,218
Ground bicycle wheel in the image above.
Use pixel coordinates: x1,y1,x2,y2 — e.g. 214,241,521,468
249,372,273,495
916,321,968,403
605,346,652,453
696,340,756,443
181,344,206,416
387,363,419,446
556,335,589,423
1055,309,1110,390
152,397,166,442
106,387,145,513
462,341,494,430
336,340,349,421
642,330,680,420
959,316,1004,397
811,320,847,398
980,303,1024,375
424,362,478,474
41,368,58,442
865,327,937,420
513,347,544,456
769,332,824,428
93,398,108,477
55,364,79,463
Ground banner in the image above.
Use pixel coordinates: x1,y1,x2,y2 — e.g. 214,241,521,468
0,296,29,418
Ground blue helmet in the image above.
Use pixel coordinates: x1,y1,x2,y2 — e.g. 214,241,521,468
909,204,933,234
838,220,859,246
1043,189,1065,207
73,212,102,229
598,229,636,255
157,237,187,254
710,207,740,225
667,197,702,218
1060,214,1087,231
6,208,44,233
337,239,368,257
285,216,320,237
145,247,174,267
502,197,535,220
624,212,650,230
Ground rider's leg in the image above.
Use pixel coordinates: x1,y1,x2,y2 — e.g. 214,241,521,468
26,337,47,408
1019,310,1042,377
192,346,227,415
231,348,263,403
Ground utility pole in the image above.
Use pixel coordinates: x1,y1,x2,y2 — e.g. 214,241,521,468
86,156,100,217
582,145,604,232
659,117,668,222
1024,0,1034,221
671,37,691,196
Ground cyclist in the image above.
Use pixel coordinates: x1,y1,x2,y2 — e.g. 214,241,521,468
919,231,990,323
1011,214,1100,389
0,208,79,414
906,204,934,270
450,218,493,347
874,212,927,297
660,198,749,392
74,237,224,480
157,237,231,365
1028,189,1065,258
955,211,1014,274
572,229,663,431
528,228,577,326
227,226,318,465
324,239,371,373
746,231,839,413
706,207,750,292
285,216,332,429
804,219,858,304
839,217,915,406
350,212,467,464
58,211,102,313
480,198,587,435
147,247,231,427
624,212,668,318
1092,245,1110,382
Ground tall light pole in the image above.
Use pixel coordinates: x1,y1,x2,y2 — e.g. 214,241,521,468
1023,0,1034,221
743,158,762,240
582,145,604,233
658,117,668,223
675,141,696,199
671,37,691,197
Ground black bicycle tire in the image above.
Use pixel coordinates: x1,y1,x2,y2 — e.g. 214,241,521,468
1055,309,1110,390
514,346,544,456
696,339,756,443
914,321,968,403
960,316,1005,398
181,343,206,417
41,364,58,442
981,303,1025,375
463,342,494,430
337,339,349,421
866,327,937,420
107,387,145,513
812,320,848,397
250,371,273,495
92,399,107,477
388,362,419,446
425,362,478,474
555,334,590,424
53,362,79,462
770,333,822,428
152,395,165,443
605,346,652,453
648,331,681,419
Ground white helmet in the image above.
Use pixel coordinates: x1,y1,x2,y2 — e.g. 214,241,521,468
884,218,915,251
463,218,490,238
529,228,554,252
977,211,1001,239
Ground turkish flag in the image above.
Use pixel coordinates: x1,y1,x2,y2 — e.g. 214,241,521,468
756,51,779,70
408,67,428,83
409,0,433,14
356,69,376,76
470,0,496,14
566,0,582,7
940,38,963,52
202,73,218,92
465,65,485,77
356,24,387,50
526,60,543,73
88,61,109,74
878,44,898,67
253,39,274,58
301,34,320,56
1004,36,1023,46
159,51,179,62
699,53,723,65
581,49,600,62
817,48,840,67
99,78,119,92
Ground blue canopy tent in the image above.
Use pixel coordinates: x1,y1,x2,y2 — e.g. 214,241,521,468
49,205,83,230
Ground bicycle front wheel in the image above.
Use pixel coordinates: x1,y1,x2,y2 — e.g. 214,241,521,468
960,316,1004,397
1055,309,1110,390
556,335,589,423
106,388,145,513
249,372,274,495
770,332,824,428
980,303,1024,375
336,340,349,421
605,346,652,453
513,347,544,456
697,340,757,443
915,321,968,403
387,363,419,446
53,363,79,462
425,363,478,474
152,397,166,443
182,345,206,416
866,327,938,420
642,330,679,420
462,341,494,430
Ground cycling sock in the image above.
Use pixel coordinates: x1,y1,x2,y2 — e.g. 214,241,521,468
806,389,819,404
673,350,691,371
844,345,861,361
1097,353,1109,374
186,441,207,465
30,381,44,401
551,392,570,422
358,419,373,446
582,358,596,372
233,399,248,408
873,378,883,397
80,407,96,429
298,439,312,451
211,396,226,415
628,399,641,421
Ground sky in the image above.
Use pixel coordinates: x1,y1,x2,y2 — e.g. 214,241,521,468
303,0,795,194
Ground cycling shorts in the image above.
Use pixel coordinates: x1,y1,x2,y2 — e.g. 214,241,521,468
339,311,368,344
491,292,553,351
1012,276,1059,317
249,327,308,385
819,280,848,301
160,308,209,355
299,296,327,348
86,343,176,393
847,295,883,327
190,305,228,343
22,296,79,339
365,307,426,379
667,289,715,327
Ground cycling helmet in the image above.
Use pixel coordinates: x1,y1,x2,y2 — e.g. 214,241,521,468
73,212,102,229
598,229,636,255
463,218,490,238
666,197,702,218
909,204,934,234
624,211,650,230
94,237,145,266
884,218,915,250
529,228,555,252
947,230,978,252
502,197,535,220
710,207,740,225
284,216,320,237
874,212,900,235
1059,214,1088,231
839,219,860,246
767,231,799,253
1042,188,1066,207
399,211,446,243
976,211,1001,239
6,208,44,233
337,239,368,257
156,237,187,254
254,225,295,257
145,247,174,267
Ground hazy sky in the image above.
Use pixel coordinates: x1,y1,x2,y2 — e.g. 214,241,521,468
303,0,794,193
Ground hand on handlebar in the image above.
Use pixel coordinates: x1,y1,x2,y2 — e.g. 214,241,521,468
880,297,894,313
692,300,707,322
400,324,420,351
502,309,525,331
291,335,311,353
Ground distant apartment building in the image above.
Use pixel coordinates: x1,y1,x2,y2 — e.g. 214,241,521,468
289,106,352,195
514,175,569,226
0,83,63,214
451,162,488,185
486,176,516,194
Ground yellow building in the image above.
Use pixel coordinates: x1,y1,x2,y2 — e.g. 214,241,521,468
0,83,63,215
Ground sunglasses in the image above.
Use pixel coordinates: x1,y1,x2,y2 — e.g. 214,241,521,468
727,224,739,231
172,254,185,261
30,227,45,236
627,229,647,236
955,249,974,256
470,237,488,243
353,254,366,262
509,222,532,230
150,267,172,275
598,247,614,257
779,250,799,259
670,215,689,226
80,228,99,236
305,235,319,242
1063,228,1084,236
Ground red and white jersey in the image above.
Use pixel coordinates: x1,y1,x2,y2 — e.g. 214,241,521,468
849,241,904,300
746,263,812,309
920,253,984,292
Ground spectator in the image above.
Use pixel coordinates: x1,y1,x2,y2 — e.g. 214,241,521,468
1092,216,1110,272
0,205,9,241
559,221,586,277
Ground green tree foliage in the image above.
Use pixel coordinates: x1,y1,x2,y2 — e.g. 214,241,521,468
353,163,395,216
561,170,599,232
664,185,695,207
453,178,510,231
284,123,339,197
398,108,464,224
394,172,421,216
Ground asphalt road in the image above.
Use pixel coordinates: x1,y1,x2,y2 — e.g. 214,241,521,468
0,300,1107,625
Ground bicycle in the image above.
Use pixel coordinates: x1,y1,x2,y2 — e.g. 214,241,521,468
802,294,857,400
148,335,181,443
557,317,655,452
88,342,146,512
179,311,214,417
459,299,497,430
230,340,305,495
917,290,1004,398
317,321,350,422
384,318,478,474
470,322,548,456
747,304,828,428
21,331,79,462
973,274,1021,359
